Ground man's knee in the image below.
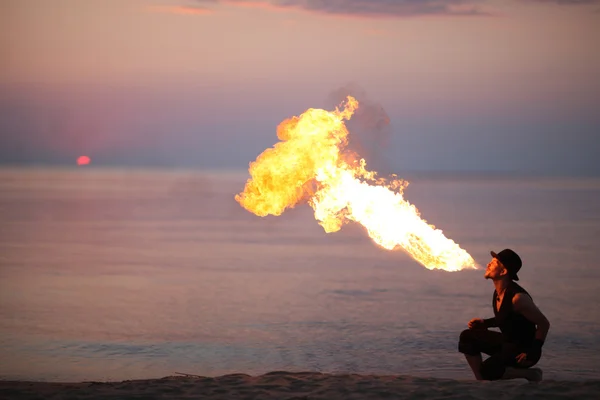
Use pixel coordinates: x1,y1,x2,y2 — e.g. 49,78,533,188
459,329,474,342
458,329,478,355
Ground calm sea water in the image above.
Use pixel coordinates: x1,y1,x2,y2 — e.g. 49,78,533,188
1,168,599,382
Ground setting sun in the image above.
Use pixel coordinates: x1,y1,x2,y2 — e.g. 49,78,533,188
77,156,90,166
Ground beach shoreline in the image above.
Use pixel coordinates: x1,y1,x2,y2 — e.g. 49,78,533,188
2,371,600,400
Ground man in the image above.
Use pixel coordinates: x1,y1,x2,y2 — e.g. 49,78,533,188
458,249,550,381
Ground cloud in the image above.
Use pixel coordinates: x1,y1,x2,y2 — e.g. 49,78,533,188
194,0,493,18
148,5,213,15
522,0,600,5
219,1,286,12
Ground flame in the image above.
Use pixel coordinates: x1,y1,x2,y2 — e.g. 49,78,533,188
235,96,477,271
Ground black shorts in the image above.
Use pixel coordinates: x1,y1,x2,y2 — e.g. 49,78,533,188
458,328,541,380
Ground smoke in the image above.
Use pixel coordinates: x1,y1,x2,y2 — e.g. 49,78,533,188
326,84,394,176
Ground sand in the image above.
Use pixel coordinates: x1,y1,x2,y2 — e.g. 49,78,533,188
2,371,599,400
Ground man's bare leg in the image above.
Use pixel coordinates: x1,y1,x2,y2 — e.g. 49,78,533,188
502,367,543,382
464,354,484,380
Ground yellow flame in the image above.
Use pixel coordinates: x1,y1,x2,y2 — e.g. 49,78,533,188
235,96,477,271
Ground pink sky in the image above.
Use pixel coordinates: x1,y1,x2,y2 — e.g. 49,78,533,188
1,0,599,173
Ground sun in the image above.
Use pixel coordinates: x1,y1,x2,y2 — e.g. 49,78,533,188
77,156,91,166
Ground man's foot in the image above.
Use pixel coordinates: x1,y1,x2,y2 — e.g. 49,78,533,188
524,368,543,382
502,367,543,382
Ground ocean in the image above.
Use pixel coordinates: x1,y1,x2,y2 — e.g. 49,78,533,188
1,168,599,382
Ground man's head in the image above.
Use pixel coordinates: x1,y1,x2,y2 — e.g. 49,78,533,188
484,249,522,281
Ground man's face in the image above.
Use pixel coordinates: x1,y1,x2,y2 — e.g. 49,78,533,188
484,257,508,280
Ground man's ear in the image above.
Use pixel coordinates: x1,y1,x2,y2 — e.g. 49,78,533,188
499,267,508,277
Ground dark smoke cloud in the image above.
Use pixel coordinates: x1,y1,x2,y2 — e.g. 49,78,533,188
327,84,394,176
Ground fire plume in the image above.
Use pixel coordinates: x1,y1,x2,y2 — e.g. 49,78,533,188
235,96,477,271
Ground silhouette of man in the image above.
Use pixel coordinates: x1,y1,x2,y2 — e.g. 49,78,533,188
458,249,550,381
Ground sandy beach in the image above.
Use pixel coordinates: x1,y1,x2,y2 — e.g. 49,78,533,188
2,371,600,400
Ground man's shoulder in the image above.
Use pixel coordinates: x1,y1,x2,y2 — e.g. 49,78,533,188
512,291,534,308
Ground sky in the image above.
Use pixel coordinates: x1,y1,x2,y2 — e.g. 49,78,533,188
1,0,599,175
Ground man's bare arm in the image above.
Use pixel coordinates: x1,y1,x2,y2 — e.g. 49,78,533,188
513,293,550,341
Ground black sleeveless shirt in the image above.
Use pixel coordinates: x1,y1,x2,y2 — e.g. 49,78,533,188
493,281,536,347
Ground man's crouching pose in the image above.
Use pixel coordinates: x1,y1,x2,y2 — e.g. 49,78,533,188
459,249,550,381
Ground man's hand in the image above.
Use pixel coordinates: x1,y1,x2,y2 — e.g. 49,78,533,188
516,339,543,366
515,352,536,367
468,318,486,330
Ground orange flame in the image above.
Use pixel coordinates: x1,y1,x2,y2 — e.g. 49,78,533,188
235,96,477,271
